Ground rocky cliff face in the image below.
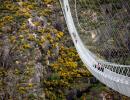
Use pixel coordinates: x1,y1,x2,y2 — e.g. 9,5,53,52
1,0,130,99
0,0,61,99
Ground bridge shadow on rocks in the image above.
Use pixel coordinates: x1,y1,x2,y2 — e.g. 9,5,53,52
66,77,99,100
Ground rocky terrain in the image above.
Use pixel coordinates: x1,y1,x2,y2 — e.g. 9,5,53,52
0,0,130,100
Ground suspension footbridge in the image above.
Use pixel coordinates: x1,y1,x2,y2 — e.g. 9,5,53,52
60,0,130,97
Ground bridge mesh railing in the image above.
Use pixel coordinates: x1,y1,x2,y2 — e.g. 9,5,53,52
68,0,130,65
93,61,130,77
61,1,130,97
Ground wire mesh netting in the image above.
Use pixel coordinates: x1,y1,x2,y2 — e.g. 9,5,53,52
68,0,130,65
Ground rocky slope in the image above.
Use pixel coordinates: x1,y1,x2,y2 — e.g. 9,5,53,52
0,0,130,100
